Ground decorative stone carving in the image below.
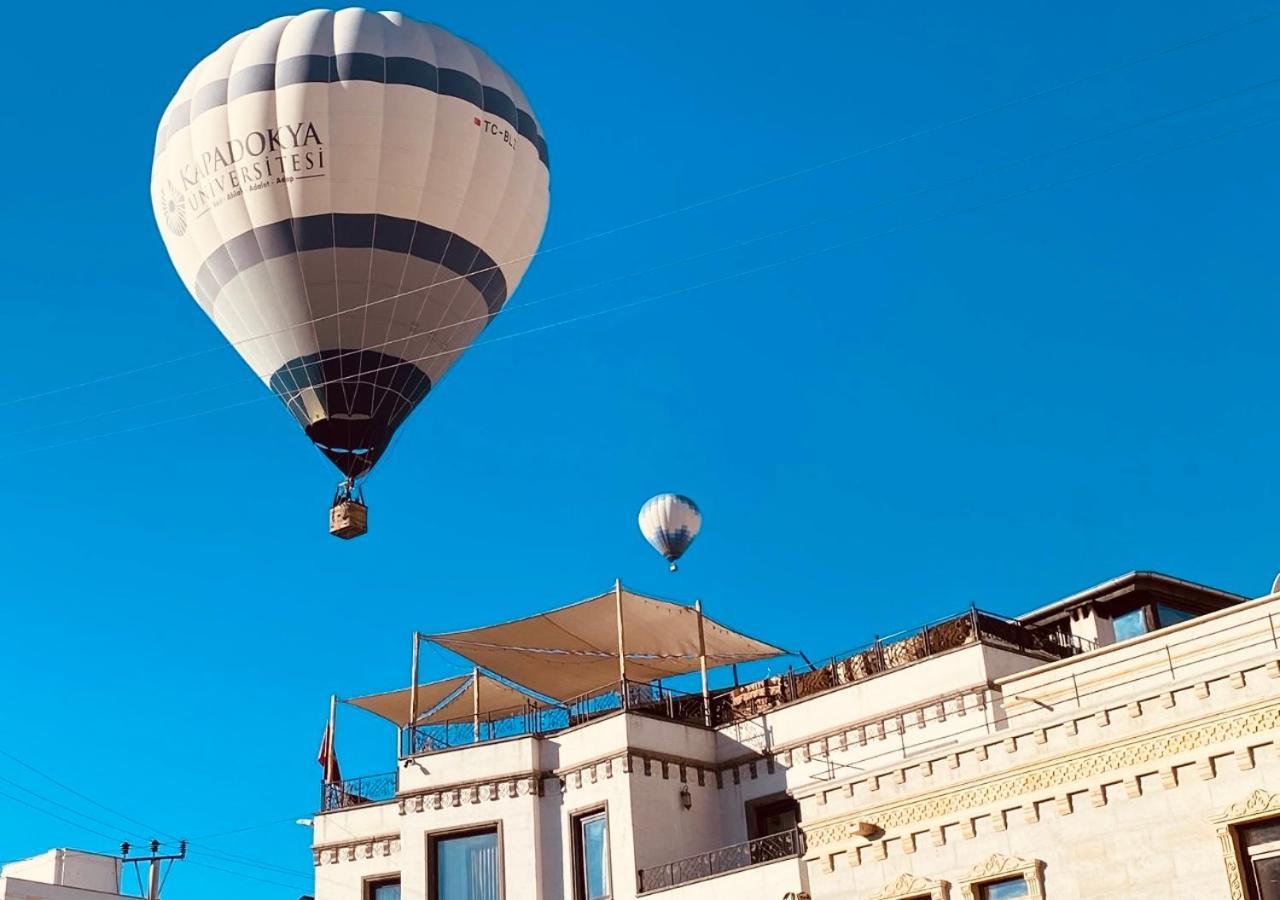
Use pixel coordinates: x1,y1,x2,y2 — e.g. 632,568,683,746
869,871,951,900
1214,790,1280,899
958,853,1044,900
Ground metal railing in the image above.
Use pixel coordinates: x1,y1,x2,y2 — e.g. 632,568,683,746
710,608,1094,725
637,828,803,893
320,770,397,811
404,679,707,756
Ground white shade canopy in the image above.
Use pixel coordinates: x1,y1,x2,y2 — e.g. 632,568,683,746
344,672,536,725
426,585,785,702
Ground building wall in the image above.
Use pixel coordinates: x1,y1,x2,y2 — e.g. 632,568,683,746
0,877,126,900
796,597,1280,899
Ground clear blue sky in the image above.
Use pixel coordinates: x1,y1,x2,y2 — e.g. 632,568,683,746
2,1,1278,896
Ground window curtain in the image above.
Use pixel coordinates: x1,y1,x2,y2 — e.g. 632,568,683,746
438,831,499,900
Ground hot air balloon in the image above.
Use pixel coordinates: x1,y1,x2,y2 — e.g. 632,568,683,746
151,10,550,538
638,494,702,571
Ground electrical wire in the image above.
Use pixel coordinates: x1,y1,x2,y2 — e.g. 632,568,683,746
12,66,1280,445
1,8,1276,412
9,103,1274,464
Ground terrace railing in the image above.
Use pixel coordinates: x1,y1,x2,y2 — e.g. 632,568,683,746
403,679,707,756
637,828,803,893
320,770,397,812
710,608,1095,725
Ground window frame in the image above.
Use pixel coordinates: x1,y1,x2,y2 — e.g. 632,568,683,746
363,875,401,900
570,805,611,900
958,854,1044,900
426,821,504,900
1216,791,1280,899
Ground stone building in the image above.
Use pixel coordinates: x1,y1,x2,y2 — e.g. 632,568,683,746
311,571,1280,900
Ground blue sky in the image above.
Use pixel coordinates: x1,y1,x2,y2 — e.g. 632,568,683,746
2,1,1279,896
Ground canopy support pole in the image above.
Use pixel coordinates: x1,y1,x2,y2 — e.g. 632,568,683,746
326,693,338,783
408,632,421,755
695,599,711,727
472,667,481,742
615,578,629,708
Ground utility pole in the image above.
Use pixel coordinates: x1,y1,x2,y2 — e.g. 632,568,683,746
120,839,186,900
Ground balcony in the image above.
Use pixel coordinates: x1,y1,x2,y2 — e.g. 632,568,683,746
636,828,804,893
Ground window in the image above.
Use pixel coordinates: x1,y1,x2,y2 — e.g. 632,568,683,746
430,828,500,900
366,877,400,900
980,877,1029,899
1112,603,1199,643
572,809,610,900
1111,607,1149,641
746,795,800,839
1239,816,1280,899
1157,604,1195,627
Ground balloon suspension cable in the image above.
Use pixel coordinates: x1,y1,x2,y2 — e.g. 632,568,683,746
334,478,364,506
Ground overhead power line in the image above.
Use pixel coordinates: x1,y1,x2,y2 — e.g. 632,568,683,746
1,7,1276,412
7,105,1277,465
9,67,1280,446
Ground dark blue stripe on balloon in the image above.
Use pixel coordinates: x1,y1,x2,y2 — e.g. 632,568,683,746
156,53,549,168
192,213,509,315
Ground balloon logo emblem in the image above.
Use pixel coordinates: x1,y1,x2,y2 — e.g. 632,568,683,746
157,184,187,237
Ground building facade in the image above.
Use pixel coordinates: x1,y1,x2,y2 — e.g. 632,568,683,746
312,572,1280,900
0,849,128,900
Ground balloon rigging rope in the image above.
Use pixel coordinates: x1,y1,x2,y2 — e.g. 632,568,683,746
4,107,1277,464
8,71,1279,448
2,7,1276,412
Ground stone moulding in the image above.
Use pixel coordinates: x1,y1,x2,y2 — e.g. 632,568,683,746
1215,789,1280,900
957,853,1044,900
870,871,951,899
803,694,1280,860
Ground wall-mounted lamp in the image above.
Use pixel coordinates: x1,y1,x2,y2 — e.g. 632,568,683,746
679,785,692,811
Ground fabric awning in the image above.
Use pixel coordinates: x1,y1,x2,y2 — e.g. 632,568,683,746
426,673,540,723
344,673,537,725
426,585,785,702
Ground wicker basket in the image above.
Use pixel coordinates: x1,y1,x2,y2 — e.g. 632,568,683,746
330,500,368,539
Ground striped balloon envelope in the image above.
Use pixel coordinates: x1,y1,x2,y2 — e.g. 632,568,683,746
151,9,550,482
638,494,703,571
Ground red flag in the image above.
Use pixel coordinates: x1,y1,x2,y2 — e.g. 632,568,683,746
317,719,341,785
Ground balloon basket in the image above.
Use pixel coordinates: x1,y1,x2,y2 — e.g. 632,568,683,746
329,481,368,540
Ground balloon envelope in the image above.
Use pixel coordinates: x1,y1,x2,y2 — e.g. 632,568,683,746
638,494,702,568
151,10,550,478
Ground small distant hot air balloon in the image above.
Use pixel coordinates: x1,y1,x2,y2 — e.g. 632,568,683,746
638,494,702,571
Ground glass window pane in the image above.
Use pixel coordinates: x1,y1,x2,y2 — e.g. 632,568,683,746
437,831,499,900
982,876,1029,899
1156,604,1196,628
581,814,609,899
372,884,401,900
1112,608,1149,641
1251,855,1280,899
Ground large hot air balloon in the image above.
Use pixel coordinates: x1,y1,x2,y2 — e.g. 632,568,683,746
151,9,550,537
638,494,702,571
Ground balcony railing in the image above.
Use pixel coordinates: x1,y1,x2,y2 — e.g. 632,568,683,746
711,608,1094,724
320,771,397,811
403,679,707,756
637,828,803,893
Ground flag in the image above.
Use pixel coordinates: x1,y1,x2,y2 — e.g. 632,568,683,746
317,718,341,785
